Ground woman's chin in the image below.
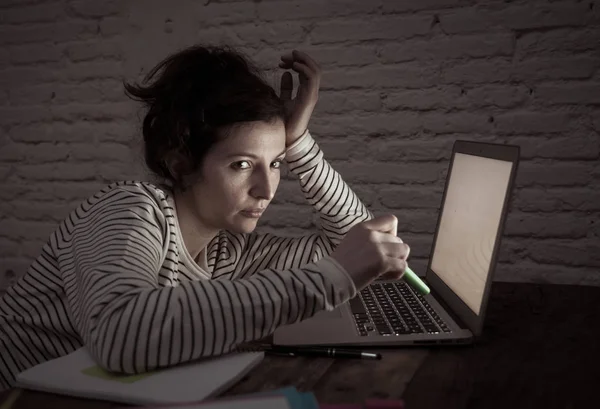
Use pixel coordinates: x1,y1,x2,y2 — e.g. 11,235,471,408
228,217,259,234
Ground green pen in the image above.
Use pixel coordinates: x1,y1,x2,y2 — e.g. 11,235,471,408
403,266,430,295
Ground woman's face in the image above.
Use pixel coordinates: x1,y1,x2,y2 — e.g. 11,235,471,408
188,119,287,234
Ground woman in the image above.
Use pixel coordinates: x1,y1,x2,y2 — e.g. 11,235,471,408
0,45,409,391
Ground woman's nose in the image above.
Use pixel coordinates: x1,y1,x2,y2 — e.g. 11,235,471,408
250,170,277,200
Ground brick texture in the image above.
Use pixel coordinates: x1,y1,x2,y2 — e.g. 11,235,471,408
1,0,599,292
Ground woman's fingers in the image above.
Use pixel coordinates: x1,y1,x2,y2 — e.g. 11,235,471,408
280,50,320,78
291,62,318,88
384,214,398,237
286,62,319,104
280,51,293,62
289,50,321,73
369,230,403,244
280,71,293,101
289,61,312,79
280,54,319,103
381,260,408,280
363,214,398,234
379,241,410,260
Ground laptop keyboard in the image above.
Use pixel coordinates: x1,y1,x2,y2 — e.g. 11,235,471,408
350,281,452,336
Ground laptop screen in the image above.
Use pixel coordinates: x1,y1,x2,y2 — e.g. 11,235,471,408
429,152,513,316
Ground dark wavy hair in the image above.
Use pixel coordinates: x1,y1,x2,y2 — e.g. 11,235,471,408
124,44,286,191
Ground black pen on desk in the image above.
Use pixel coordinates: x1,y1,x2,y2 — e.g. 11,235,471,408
266,345,382,360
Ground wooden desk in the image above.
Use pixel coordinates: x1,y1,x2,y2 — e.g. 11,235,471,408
1,282,598,408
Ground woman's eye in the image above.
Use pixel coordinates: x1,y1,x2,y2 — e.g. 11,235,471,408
272,160,283,169
232,161,250,170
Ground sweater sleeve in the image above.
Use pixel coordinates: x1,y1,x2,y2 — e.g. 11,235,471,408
233,130,373,276
66,187,355,375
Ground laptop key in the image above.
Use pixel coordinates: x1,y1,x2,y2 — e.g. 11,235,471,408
392,326,411,335
350,296,367,314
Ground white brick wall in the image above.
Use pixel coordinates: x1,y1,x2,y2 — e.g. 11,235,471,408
1,0,599,292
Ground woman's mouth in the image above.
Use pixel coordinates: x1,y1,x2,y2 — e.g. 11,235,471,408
240,209,264,218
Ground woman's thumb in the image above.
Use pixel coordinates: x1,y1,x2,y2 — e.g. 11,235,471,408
280,71,293,101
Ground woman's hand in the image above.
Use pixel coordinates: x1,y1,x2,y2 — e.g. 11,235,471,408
279,50,321,147
331,214,411,290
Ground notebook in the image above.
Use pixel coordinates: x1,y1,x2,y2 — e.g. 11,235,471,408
274,139,520,347
16,347,264,406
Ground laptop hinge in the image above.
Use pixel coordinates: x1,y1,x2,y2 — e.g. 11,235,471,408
429,285,470,330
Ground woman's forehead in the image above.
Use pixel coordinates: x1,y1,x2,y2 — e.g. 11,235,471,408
213,121,286,155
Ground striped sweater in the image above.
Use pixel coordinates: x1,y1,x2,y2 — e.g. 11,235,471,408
0,131,373,391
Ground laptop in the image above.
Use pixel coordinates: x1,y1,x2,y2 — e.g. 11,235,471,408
274,139,520,347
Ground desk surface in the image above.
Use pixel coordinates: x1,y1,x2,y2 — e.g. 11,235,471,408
1,281,598,408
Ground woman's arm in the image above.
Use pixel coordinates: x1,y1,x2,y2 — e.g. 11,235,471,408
67,185,355,375
287,130,373,242
231,130,373,276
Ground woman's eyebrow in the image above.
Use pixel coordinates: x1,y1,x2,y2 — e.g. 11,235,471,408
226,150,286,159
